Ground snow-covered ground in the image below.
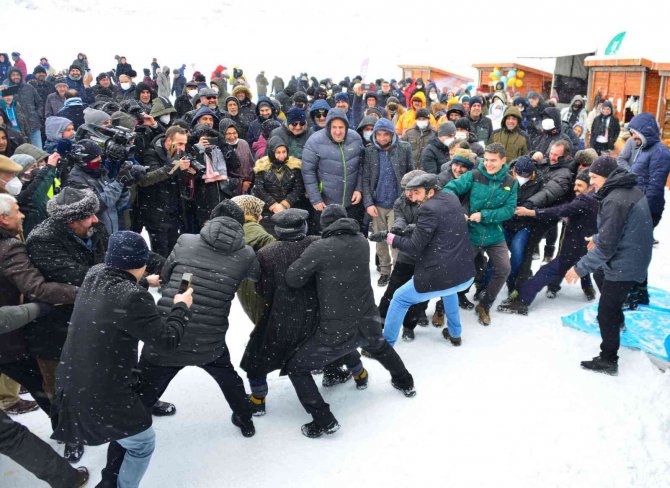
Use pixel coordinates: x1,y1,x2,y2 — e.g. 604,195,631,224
3,213,670,487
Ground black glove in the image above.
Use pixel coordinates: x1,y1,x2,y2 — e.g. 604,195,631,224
402,224,416,235
35,302,53,318
368,231,388,242
116,162,134,186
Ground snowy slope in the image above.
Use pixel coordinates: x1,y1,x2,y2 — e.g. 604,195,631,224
3,213,670,487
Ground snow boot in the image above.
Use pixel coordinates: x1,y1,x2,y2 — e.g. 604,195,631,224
75,467,89,488
580,355,618,376
151,400,176,416
401,327,415,341
431,299,445,327
546,289,558,299
458,292,474,310
473,286,486,302
301,418,340,438
442,329,462,346
249,394,266,416
322,366,352,387
417,313,429,327
475,302,491,326
377,274,390,287
231,413,256,437
64,442,84,463
354,369,368,390
391,371,416,398
497,298,528,315
5,399,38,415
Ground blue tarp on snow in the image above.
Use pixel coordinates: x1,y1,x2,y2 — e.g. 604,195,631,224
561,286,670,360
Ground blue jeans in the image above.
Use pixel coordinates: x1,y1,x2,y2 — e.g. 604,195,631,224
30,130,42,149
384,277,474,345
505,227,531,290
116,426,156,488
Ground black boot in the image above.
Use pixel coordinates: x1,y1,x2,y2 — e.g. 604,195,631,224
64,442,84,463
442,328,462,346
249,394,266,416
231,413,256,437
458,291,474,310
322,366,352,387
497,298,528,315
391,371,416,397
151,399,176,416
301,418,340,438
580,355,618,375
401,327,415,341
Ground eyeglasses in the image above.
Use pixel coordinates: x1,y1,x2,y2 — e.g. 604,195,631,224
412,99,422,104
314,110,328,119
290,121,306,127
205,96,217,100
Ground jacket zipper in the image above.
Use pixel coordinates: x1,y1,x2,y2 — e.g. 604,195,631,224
339,143,347,206
480,176,498,247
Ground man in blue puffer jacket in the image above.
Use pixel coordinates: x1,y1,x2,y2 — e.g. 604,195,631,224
301,108,365,228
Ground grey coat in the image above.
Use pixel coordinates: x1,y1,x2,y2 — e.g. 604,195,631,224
362,131,413,208
8,69,42,132
44,92,65,119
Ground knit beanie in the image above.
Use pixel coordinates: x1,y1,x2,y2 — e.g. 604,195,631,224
334,92,349,103
111,111,136,130
9,154,36,176
47,187,99,222
589,156,618,177
512,156,536,177
320,204,347,229
105,231,149,270
438,122,456,137
576,170,591,185
272,208,309,241
33,66,46,75
469,96,483,107
451,148,476,169
209,199,245,225
286,107,306,125
231,195,264,219
261,119,282,139
415,108,430,119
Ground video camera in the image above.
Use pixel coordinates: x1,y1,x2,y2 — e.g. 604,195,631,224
76,124,136,161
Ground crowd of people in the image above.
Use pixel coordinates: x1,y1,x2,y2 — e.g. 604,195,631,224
1,52,669,488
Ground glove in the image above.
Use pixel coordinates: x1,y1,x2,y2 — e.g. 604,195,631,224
368,231,388,242
35,302,53,318
116,162,134,186
129,165,147,180
402,224,416,235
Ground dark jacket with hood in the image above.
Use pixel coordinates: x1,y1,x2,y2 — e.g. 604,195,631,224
246,96,278,146
301,109,365,207
6,68,43,133
468,111,493,143
52,264,189,446
363,118,413,208
574,169,653,282
222,96,248,140
0,125,25,156
401,122,436,168
589,101,620,153
391,191,475,293
143,216,259,367
524,92,546,139
285,215,382,346
489,106,529,161
420,134,450,174
627,112,670,217
531,107,576,157
232,85,256,132
525,158,574,209
253,136,306,219
270,122,310,159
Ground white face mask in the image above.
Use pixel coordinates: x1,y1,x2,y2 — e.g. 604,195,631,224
416,120,429,130
541,118,555,131
187,89,198,98
159,114,171,125
228,139,238,146
516,175,530,186
211,86,220,94
455,132,468,140
2,176,22,196
363,130,373,141
120,82,131,91
442,137,454,146
429,93,438,101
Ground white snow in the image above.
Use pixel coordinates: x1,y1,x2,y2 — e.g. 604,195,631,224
3,215,670,487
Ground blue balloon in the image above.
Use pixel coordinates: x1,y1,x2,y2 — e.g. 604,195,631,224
500,76,508,83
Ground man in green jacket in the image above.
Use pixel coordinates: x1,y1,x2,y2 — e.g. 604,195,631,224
444,143,517,325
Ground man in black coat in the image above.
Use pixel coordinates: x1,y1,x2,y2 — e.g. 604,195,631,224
381,174,475,346
285,205,416,438
52,231,192,488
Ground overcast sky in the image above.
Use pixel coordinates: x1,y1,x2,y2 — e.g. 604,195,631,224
6,0,669,85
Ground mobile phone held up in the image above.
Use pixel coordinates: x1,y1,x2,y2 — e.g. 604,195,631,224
178,272,193,294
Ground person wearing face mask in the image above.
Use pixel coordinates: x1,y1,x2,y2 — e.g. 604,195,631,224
489,105,529,161
384,95,405,127
395,92,436,136
426,84,441,108
561,95,587,128
530,107,575,159
173,80,199,117
0,156,24,197
421,121,455,174
356,115,377,148
401,108,435,168
150,96,177,129
501,169,598,315
363,118,414,287
114,74,136,103
589,100,620,155
11,152,59,236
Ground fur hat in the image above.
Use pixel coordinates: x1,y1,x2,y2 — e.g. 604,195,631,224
231,195,264,219
210,199,244,225
47,187,99,222
574,148,598,168
451,148,476,169
272,208,309,241
105,231,149,270
320,204,347,229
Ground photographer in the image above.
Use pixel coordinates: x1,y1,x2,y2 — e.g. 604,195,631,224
66,139,136,234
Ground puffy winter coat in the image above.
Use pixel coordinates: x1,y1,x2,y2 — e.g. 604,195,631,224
156,66,171,99
301,109,364,207
143,216,260,367
420,135,450,174
574,169,653,282
525,158,574,209
6,68,42,133
232,86,256,132
444,161,518,247
52,264,189,446
627,112,670,217
394,91,437,135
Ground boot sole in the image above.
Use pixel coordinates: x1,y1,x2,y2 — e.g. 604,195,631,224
580,365,618,376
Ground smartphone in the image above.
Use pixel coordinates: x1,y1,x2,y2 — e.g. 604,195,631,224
178,272,193,294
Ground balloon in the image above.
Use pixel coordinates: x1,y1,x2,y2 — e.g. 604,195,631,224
508,69,516,78
515,79,523,88
493,69,501,77
494,66,500,72
489,72,496,79
467,84,473,91
507,77,516,87
517,70,525,79
500,76,507,83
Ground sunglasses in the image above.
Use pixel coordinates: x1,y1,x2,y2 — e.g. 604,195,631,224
314,111,328,118
290,121,306,127
206,96,218,100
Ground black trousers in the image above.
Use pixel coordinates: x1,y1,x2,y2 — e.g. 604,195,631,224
517,220,557,287
378,261,428,329
287,332,411,426
0,410,79,488
0,356,50,415
593,270,636,361
146,221,180,258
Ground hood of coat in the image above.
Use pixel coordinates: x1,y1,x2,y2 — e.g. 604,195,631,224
597,167,638,199
542,107,562,133
199,216,246,253
410,91,427,108
501,105,522,126
211,78,227,93
255,96,276,119
7,67,23,85
192,106,219,126
372,117,398,149
321,217,360,238
628,112,660,148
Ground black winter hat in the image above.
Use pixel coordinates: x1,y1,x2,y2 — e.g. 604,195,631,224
415,108,430,119
576,170,591,185
47,187,99,222
77,139,103,163
272,208,309,241
589,156,618,178
210,199,245,225
512,156,536,177
261,119,282,139
286,107,306,125
33,66,46,75
96,72,109,83
454,117,471,131
320,204,347,229
469,96,483,107
105,231,149,270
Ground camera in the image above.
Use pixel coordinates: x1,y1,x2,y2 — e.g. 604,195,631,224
76,124,136,161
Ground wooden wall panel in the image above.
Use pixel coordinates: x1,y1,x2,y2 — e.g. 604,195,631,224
644,71,661,114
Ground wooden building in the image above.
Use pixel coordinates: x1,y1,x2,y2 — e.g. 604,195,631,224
472,63,552,97
398,65,472,89
653,61,670,142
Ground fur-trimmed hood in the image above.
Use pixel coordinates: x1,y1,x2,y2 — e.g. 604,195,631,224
254,155,301,173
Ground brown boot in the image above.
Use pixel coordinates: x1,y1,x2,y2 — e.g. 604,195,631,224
75,467,89,487
431,299,445,327
5,399,39,415
475,303,491,326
